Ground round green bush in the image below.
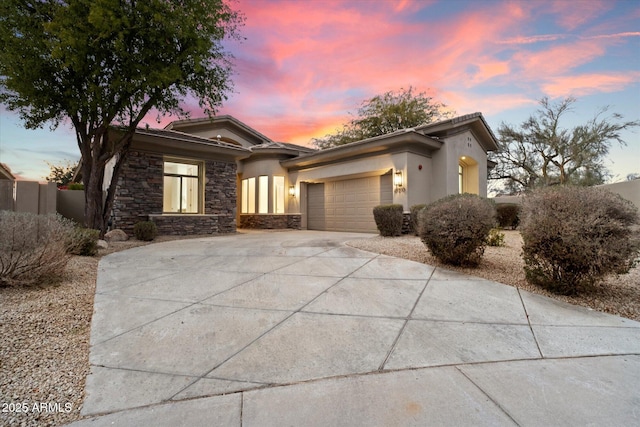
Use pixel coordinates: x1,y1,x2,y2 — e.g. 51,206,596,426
67,227,100,256
373,204,403,237
419,194,496,266
520,186,640,294
133,221,158,241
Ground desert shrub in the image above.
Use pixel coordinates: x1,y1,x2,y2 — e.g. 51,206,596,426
67,227,100,256
520,186,640,294
410,204,426,236
419,194,496,266
486,228,505,247
133,221,157,241
0,212,74,286
496,204,520,229
67,182,84,190
373,204,403,237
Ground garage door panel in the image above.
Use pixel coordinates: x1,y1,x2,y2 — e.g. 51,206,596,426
307,175,393,232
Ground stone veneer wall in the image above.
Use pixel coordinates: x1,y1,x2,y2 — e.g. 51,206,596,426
111,150,237,235
240,214,302,230
401,212,412,235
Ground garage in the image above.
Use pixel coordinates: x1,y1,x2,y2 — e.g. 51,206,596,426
307,175,392,232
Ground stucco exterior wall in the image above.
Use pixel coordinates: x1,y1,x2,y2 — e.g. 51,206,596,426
112,150,237,235
431,129,489,200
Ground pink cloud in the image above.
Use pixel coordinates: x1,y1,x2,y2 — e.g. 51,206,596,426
542,72,640,98
549,0,612,31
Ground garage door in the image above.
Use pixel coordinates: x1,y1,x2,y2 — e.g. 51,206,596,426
307,175,392,232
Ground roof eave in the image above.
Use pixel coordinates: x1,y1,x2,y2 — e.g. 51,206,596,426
281,131,442,169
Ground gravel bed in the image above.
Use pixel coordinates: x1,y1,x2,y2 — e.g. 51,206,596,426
0,235,203,427
1,230,638,426
347,230,640,321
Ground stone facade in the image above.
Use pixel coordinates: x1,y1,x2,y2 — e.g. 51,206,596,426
240,214,302,230
111,150,237,235
402,212,412,235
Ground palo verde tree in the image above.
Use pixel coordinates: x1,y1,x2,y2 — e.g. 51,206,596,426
490,97,639,194
313,87,453,149
0,0,243,235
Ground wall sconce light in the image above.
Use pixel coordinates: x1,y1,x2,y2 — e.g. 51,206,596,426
289,186,296,197
394,170,405,193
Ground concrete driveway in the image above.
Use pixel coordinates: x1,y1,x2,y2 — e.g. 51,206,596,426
71,230,640,426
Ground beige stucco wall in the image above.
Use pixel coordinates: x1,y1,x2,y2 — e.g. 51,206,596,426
598,180,640,208
431,129,488,201
492,181,639,209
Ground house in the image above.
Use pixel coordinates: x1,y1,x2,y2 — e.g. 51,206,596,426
110,113,499,235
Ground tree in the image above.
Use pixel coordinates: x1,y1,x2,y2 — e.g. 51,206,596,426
45,160,78,187
0,0,242,235
313,87,453,149
490,97,639,194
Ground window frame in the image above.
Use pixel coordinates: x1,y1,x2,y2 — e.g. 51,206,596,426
162,157,204,214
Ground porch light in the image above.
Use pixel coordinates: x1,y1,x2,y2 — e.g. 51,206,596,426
394,170,405,193
289,185,296,197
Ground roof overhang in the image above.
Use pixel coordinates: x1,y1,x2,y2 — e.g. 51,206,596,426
0,163,16,181
282,130,442,170
416,113,499,152
165,115,273,146
112,128,251,162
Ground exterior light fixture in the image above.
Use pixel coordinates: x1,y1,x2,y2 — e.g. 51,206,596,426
289,185,296,197
394,170,405,193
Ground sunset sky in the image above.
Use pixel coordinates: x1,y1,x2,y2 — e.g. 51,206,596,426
1,0,638,182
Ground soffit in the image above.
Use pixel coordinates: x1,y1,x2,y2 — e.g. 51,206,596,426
282,131,441,171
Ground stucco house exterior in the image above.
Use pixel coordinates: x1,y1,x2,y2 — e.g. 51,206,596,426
110,113,499,235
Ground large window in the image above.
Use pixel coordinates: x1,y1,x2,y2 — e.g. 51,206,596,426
273,176,285,214
258,175,269,214
242,177,256,214
459,164,465,194
163,160,202,213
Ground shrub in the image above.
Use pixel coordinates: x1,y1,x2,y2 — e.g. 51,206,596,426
67,182,84,190
0,212,74,286
486,228,505,247
419,194,496,266
410,204,426,236
496,204,520,229
67,227,100,256
520,186,640,294
133,221,158,241
373,204,403,237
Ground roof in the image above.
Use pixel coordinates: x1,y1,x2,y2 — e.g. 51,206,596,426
165,115,273,146
282,129,442,170
0,163,16,180
415,112,499,151
136,127,249,152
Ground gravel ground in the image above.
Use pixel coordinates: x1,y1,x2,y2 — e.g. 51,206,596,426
1,230,638,426
347,230,640,321
0,235,198,427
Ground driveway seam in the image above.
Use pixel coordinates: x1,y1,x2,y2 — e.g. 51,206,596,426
378,266,435,370
456,366,522,426
517,287,545,358
167,246,381,401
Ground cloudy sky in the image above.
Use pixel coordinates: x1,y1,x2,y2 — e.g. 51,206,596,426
1,0,638,181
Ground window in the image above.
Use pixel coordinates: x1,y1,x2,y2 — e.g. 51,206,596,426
242,177,255,214
163,160,202,213
273,176,285,214
258,176,269,213
459,164,464,193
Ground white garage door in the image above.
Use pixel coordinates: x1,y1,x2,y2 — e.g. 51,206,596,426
307,175,393,232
